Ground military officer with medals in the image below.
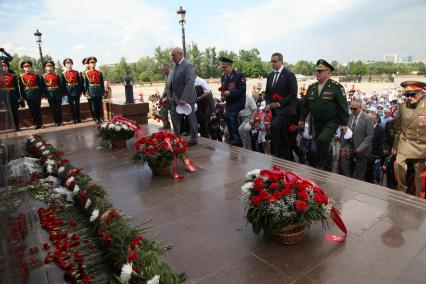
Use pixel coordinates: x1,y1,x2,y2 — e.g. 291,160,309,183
299,59,349,171
63,58,83,123
42,60,66,126
1,59,23,130
218,56,246,146
83,56,104,124
19,60,44,129
393,81,426,197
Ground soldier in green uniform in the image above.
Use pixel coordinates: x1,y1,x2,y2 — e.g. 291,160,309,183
1,59,22,130
393,81,426,197
42,60,66,126
299,59,349,171
83,56,105,123
81,57,95,120
19,60,44,129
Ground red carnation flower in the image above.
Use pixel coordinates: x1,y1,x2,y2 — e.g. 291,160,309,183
288,124,297,133
71,233,80,241
298,191,309,201
269,182,279,190
43,242,50,251
253,177,264,191
250,196,261,206
272,191,282,200
296,181,310,191
272,93,283,102
127,251,138,262
218,86,225,92
295,200,308,212
259,189,270,201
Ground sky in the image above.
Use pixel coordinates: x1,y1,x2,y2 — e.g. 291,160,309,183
1,0,425,69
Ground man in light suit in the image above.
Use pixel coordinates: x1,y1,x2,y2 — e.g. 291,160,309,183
264,52,298,159
170,47,198,146
340,100,374,180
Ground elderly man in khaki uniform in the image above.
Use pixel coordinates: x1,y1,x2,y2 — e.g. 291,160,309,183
393,81,426,197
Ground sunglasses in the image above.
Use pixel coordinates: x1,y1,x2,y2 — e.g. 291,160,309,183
404,91,418,97
350,107,359,111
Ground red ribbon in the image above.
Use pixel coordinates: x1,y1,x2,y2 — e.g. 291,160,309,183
265,166,347,242
164,137,184,180
110,115,146,140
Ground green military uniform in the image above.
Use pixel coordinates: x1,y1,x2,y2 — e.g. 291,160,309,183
299,60,349,171
19,60,44,129
394,81,426,196
1,59,22,130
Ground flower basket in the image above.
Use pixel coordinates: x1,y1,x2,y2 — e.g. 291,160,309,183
97,121,134,149
269,223,305,245
241,167,333,244
133,130,187,170
111,139,127,150
149,162,171,175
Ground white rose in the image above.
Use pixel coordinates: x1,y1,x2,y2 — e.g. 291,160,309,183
47,165,53,173
120,263,133,282
90,209,99,222
66,176,74,187
147,275,160,284
46,159,55,165
246,169,261,179
58,166,65,173
241,182,253,198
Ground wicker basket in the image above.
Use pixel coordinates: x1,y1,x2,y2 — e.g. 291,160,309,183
111,139,126,150
269,224,305,245
148,163,171,175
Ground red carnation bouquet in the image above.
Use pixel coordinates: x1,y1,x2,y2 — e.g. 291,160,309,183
241,166,332,234
132,130,187,168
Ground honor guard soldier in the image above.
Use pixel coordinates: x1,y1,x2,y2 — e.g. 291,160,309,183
83,56,104,123
218,56,246,146
63,58,83,123
19,60,44,129
393,81,426,197
81,57,95,120
42,60,66,126
299,59,349,171
1,59,23,130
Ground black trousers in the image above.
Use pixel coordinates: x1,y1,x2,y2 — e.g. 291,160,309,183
91,96,103,122
48,96,63,124
87,97,95,119
196,107,211,138
27,98,43,127
68,96,81,122
271,115,290,159
10,100,20,130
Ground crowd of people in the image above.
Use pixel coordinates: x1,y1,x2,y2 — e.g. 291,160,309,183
1,50,109,130
156,50,426,198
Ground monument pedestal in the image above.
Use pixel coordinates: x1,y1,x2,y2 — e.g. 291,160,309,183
108,101,149,124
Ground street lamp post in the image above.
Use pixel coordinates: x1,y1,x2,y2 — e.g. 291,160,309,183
34,29,44,70
177,6,187,58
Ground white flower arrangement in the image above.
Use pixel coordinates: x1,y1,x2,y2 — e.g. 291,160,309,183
42,150,50,156
114,125,122,132
90,209,99,222
58,166,65,173
108,123,115,130
147,275,160,284
246,169,261,179
120,263,133,282
46,164,53,173
101,122,108,129
240,181,253,199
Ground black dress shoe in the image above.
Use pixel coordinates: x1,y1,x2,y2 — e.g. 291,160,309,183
187,141,198,146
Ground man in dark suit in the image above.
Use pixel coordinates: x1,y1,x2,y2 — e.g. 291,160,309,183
365,112,385,183
264,52,298,159
170,47,198,146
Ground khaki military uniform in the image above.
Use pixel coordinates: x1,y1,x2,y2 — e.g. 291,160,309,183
300,79,349,171
394,96,426,196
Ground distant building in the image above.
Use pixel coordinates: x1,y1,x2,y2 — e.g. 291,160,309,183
401,54,414,63
384,54,398,63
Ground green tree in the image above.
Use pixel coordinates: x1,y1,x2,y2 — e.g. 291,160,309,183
291,60,316,75
187,42,202,74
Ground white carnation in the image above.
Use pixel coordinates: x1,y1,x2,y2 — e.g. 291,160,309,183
47,164,53,173
122,124,129,130
42,150,50,156
246,169,261,179
90,209,99,222
58,166,65,173
108,123,115,129
46,159,55,165
241,182,253,198
72,185,80,195
120,263,133,282
85,198,92,209
66,176,74,187
101,122,108,129
114,125,122,132
147,275,160,284
35,142,43,147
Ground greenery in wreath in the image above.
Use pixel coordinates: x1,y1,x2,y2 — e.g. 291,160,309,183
97,121,134,143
